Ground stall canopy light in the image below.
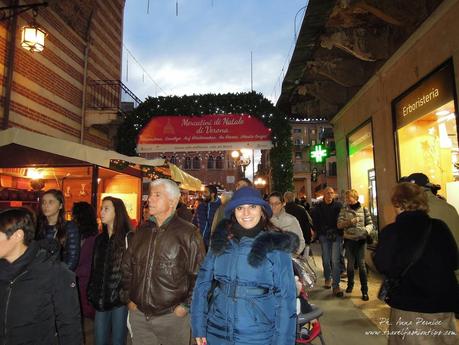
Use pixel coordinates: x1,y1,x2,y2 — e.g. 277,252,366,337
26,168,44,179
21,23,46,52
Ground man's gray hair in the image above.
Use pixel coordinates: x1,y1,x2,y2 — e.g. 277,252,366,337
283,191,295,203
150,179,180,201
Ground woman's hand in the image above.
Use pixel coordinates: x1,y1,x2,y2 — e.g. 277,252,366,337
127,301,137,311
195,337,208,345
174,305,188,317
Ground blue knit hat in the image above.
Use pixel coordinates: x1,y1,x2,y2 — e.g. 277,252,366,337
224,187,272,218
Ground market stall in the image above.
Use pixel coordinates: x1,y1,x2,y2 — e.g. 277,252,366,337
0,128,201,222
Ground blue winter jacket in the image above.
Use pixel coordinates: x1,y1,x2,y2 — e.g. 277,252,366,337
192,198,222,246
191,220,298,345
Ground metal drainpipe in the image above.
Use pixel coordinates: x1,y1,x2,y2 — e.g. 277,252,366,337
2,0,19,130
80,10,94,144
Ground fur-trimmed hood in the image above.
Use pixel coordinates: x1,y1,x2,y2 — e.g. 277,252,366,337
210,219,299,267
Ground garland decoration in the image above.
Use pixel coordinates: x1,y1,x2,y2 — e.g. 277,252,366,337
116,92,293,193
109,159,136,171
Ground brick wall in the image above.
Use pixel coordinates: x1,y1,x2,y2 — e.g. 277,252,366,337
0,0,125,149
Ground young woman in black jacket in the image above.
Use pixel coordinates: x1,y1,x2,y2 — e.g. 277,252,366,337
37,189,80,271
87,196,132,345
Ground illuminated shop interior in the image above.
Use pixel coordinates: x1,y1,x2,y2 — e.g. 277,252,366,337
397,100,459,211
348,122,378,223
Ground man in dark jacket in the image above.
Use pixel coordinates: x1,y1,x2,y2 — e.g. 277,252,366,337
311,187,344,297
192,184,221,249
0,207,82,345
122,179,206,345
284,191,312,246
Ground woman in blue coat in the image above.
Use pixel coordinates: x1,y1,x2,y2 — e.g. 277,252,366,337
191,187,298,345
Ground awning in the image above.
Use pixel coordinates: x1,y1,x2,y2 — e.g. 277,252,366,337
0,128,165,168
0,128,203,191
169,163,202,191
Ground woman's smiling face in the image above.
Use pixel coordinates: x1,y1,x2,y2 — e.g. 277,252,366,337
234,204,262,229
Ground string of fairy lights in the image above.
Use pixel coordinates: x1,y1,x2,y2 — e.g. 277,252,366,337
123,44,168,97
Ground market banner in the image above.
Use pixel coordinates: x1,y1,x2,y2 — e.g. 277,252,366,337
136,114,272,152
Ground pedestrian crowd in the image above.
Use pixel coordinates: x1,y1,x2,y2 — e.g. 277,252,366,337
0,172,457,345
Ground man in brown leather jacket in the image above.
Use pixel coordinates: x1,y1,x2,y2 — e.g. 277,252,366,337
122,179,205,345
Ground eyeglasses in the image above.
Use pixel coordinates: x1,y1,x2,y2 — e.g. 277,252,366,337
269,201,282,207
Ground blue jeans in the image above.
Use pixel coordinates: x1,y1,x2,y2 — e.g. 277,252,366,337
319,235,343,288
94,305,128,345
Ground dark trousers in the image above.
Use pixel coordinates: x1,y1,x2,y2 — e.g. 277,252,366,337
344,239,368,293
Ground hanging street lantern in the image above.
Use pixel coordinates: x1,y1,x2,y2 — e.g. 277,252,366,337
21,20,46,52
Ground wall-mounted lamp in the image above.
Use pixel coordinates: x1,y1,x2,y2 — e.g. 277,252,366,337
21,11,47,52
2,1,48,130
1,2,48,52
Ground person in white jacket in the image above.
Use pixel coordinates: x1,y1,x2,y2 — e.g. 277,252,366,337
268,191,305,255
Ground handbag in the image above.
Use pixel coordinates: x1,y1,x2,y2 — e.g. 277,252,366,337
377,220,432,302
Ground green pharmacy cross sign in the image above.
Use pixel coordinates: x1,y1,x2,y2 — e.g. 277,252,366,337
310,144,328,163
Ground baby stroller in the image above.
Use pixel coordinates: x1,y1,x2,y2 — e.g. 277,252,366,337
292,256,326,345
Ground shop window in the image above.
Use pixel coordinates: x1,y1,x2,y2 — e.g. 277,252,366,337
293,128,302,134
295,152,302,160
192,157,201,170
294,138,303,146
394,63,459,210
348,122,377,222
207,156,215,169
215,156,224,169
184,157,191,170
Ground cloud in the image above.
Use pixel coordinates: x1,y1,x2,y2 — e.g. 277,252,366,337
125,52,285,104
122,0,307,104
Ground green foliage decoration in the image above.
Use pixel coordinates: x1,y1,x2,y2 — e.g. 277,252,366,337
116,92,293,193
